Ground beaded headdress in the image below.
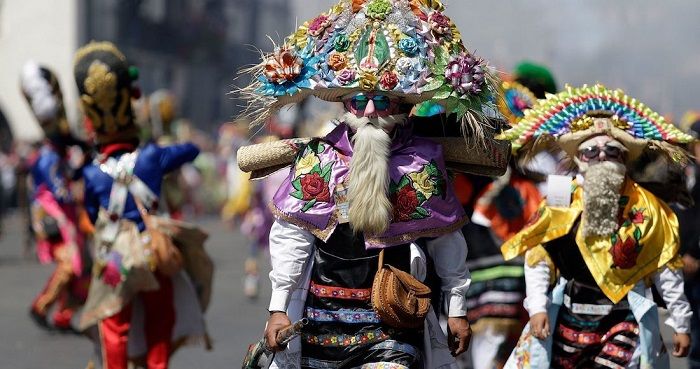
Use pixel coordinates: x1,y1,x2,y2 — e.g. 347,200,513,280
74,41,140,145
240,0,500,133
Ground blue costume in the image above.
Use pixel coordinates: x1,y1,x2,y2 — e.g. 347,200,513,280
82,142,199,230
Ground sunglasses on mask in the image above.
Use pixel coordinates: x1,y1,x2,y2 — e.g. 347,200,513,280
349,94,393,111
578,145,623,160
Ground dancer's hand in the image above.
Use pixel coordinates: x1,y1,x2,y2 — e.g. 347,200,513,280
265,311,291,352
683,254,699,279
447,316,472,357
530,312,550,340
673,333,690,357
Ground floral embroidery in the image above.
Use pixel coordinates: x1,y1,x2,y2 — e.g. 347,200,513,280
310,281,371,300
305,307,380,324
609,200,646,269
390,160,446,222
291,141,332,212
304,328,389,347
628,207,647,224
610,228,643,269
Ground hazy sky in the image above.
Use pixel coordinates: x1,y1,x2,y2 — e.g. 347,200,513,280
286,0,700,121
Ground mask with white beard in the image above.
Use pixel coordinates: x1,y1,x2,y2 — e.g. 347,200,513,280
343,112,408,235
581,160,627,238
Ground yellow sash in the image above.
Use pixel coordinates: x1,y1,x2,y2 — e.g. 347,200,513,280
501,179,680,303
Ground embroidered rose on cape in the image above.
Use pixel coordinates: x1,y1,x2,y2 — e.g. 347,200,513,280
390,160,446,222
291,141,332,212
392,186,420,222
610,227,643,269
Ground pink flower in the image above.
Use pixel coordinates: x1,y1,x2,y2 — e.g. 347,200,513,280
444,52,486,95
428,12,451,35
308,14,331,37
336,69,356,86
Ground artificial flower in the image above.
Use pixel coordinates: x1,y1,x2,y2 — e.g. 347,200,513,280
264,47,303,83
366,0,392,20
359,72,378,90
398,37,419,56
428,11,451,35
328,52,348,71
308,14,331,37
336,69,357,86
334,34,351,52
444,51,486,95
379,71,399,90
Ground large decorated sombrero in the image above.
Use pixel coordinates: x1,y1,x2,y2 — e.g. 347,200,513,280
239,0,499,129
497,84,695,163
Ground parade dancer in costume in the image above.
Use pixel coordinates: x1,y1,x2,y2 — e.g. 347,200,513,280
74,41,212,369
148,90,187,221
21,61,91,331
239,1,504,368
458,81,542,369
498,84,694,369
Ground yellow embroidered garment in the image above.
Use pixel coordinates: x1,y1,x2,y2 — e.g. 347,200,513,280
502,179,680,303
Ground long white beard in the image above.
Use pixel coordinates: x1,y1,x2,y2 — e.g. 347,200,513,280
344,112,407,235
581,161,626,237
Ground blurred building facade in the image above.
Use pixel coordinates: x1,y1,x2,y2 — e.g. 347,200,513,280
1,0,699,142
80,0,292,133
0,0,292,141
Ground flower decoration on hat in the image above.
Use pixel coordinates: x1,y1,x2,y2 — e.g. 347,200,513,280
497,84,695,163
239,0,500,132
496,81,537,125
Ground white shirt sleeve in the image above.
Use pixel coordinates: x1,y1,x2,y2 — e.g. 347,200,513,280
523,257,551,317
267,219,316,313
425,231,471,318
653,266,692,334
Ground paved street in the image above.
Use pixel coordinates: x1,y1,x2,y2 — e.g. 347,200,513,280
0,211,688,368
0,211,271,369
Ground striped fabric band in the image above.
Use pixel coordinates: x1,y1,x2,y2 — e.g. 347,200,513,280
602,342,633,362
305,307,380,324
467,304,520,322
301,358,340,369
369,340,419,358
355,362,409,369
593,357,625,369
467,278,523,295
560,311,600,328
470,265,524,282
465,291,523,309
309,281,371,300
304,328,388,347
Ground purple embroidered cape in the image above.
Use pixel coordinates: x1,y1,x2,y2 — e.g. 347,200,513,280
271,122,468,248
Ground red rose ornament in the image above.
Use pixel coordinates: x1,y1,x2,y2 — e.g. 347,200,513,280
301,173,331,202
